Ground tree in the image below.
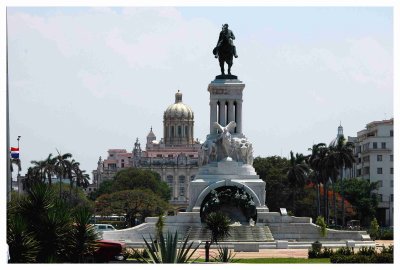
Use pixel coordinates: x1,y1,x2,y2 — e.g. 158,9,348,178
43,153,56,186
204,212,231,262
89,180,114,200
253,156,290,211
332,136,355,226
30,159,46,182
342,178,378,226
68,206,100,263
286,151,309,213
54,151,73,200
307,143,330,221
112,168,171,201
95,189,170,226
10,183,72,262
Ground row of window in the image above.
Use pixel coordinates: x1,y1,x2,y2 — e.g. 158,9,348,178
155,154,195,158
361,142,389,151
377,167,393,174
375,180,394,188
376,193,394,202
166,175,196,184
359,167,393,175
363,155,393,162
165,125,193,138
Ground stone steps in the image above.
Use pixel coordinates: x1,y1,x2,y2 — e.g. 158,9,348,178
186,225,274,242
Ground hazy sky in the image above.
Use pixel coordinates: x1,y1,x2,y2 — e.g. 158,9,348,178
7,6,393,179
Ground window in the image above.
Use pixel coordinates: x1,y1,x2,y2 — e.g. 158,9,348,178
390,155,393,161
390,168,393,174
373,142,378,149
179,175,185,184
390,130,393,137
390,180,393,187
178,126,182,137
363,143,370,151
377,194,383,202
157,154,162,158
376,180,383,188
381,142,386,149
108,163,117,169
377,155,382,162
167,175,173,185
121,163,124,168
179,187,185,196
363,156,370,162
190,175,195,181
357,169,362,177
390,194,394,202
377,168,383,174
171,126,174,137
168,154,173,158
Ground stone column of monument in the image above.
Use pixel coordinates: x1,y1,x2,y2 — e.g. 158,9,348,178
188,73,269,224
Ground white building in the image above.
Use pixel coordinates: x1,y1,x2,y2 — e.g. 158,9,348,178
348,119,394,226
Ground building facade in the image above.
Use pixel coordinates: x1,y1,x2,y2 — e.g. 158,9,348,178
347,119,394,226
90,91,201,212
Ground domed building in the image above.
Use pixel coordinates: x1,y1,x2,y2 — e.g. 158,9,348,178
92,91,201,213
163,90,195,146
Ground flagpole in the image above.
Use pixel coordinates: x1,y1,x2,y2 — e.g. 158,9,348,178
17,136,21,185
6,7,11,202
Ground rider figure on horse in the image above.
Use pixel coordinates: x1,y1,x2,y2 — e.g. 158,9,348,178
214,24,238,58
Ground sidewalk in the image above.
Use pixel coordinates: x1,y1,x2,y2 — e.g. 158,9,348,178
192,240,394,259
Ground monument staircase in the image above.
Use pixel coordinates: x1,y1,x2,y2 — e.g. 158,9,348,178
186,225,274,242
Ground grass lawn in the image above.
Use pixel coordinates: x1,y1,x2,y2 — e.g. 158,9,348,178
233,258,330,263
191,258,330,263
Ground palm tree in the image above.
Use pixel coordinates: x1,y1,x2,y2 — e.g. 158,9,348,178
54,150,72,200
30,159,46,181
43,154,56,186
307,143,329,220
287,151,309,214
204,212,231,262
65,159,80,199
330,136,355,226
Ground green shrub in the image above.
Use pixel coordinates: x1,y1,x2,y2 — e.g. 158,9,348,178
308,246,333,259
315,216,327,237
357,246,375,256
335,247,354,256
331,245,393,263
377,228,393,240
212,246,238,263
374,252,393,263
369,218,379,240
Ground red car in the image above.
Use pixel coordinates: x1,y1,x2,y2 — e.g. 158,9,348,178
94,240,127,262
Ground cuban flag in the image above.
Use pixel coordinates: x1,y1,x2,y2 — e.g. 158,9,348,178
10,147,19,159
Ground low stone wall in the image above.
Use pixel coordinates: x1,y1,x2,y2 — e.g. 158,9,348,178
259,212,370,242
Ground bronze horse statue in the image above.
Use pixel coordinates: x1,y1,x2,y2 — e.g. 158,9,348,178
213,24,237,76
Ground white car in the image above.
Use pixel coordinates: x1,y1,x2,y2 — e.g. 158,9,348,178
94,224,116,232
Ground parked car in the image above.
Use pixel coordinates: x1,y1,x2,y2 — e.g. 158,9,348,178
94,224,116,232
347,220,361,230
93,240,127,262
